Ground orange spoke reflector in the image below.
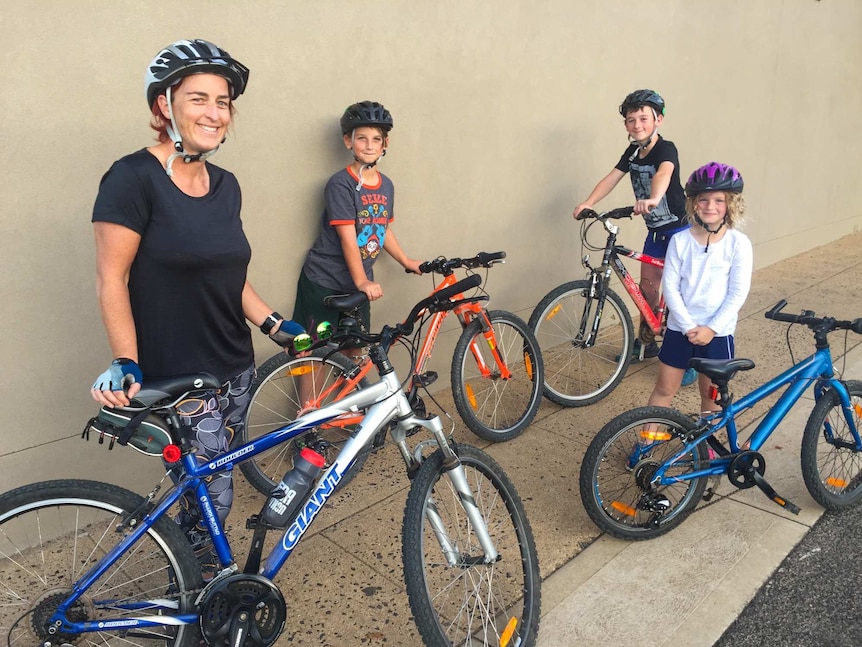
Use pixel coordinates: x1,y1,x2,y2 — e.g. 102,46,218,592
826,477,848,488
640,429,672,442
853,403,862,418
524,353,533,379
466,384,477,409
288,366,315,377
610,501,637,517
545,305,561,320
500,616,518,647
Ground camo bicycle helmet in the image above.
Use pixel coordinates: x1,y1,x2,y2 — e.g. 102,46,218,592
619,89,666,117
685,162,744,197
145,39,249,109
340,101,394,135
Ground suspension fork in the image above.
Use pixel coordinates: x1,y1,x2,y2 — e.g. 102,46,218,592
404,414,499,565
466,310,514,380
578,268,611,348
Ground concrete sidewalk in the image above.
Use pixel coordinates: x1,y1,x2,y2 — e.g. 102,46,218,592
224,231,862,646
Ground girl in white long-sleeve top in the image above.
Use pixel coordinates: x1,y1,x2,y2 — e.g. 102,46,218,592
647,162,753,413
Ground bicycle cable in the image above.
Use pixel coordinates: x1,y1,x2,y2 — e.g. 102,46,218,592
580,217,605,253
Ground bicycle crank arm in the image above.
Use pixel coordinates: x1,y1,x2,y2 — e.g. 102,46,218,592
750,470,801,515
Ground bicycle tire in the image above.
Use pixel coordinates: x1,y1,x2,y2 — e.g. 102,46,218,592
801,380,862,510
0,479,201,647
238,349,371,496
402,444,541,647
451,310,543,442
528,280,634,407
579,406,709,540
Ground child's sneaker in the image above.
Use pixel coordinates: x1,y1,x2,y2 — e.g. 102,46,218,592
681,367,698,386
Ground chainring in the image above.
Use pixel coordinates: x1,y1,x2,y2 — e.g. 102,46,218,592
727,450,766,489
198,574,286,647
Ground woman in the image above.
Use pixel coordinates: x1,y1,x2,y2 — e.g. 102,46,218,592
90,39,302,577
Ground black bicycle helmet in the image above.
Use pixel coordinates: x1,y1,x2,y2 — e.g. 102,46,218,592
619,89,665,117
340,101,393,135
145,39,249,109
685,162,744,197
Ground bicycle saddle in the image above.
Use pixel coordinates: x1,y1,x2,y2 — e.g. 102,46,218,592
133,373,221,406
688,358,755,383
324,292,368,312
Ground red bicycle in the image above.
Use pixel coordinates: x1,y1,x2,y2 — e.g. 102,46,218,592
529,206,667,406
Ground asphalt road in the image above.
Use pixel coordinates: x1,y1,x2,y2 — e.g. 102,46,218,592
713,507,862,647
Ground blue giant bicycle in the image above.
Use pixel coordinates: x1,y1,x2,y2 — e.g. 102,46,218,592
0,275,540,647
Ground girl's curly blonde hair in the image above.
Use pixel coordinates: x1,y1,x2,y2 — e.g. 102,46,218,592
685,192,746,229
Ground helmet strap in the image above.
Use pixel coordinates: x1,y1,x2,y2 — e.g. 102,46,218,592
350,131,386,191
162,86,222,177
694,215,727,252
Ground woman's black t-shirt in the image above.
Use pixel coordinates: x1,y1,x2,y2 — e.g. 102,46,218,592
92,149,253,382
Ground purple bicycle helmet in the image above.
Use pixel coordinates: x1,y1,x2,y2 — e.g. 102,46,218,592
145,39,249,109
340,101,393,135
685,162,744,197
619,89,665,117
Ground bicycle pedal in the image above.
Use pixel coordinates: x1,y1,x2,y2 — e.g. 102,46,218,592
414,371,438,387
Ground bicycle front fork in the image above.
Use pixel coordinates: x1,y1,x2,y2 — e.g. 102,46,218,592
398,411,499,564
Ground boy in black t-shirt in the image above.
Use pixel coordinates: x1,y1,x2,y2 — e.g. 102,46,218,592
293,101,421,349
573,90,692,378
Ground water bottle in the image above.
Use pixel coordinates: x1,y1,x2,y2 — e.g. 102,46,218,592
261,447,325,527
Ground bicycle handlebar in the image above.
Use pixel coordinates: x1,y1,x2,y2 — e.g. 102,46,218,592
575,206,635,221
316,274,485,352
765,299,862,334
417,251,506,276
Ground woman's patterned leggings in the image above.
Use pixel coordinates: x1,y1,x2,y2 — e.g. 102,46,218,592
172,364,255,536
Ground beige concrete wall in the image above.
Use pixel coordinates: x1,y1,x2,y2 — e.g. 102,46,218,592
1,0,861,492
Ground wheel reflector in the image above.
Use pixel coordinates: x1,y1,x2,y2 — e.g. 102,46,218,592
639,429,672,442
466,384,477,408
500,616,518,646
545,305,561,320
610,501,636,516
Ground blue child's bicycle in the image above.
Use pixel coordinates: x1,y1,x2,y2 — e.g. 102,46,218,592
579,299,862,540
0,274,541,647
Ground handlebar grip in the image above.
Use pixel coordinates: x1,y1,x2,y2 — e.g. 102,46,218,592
852,319,862,335
606,206,635,220
575,208,598,221
476,251,506,265
764,299,789,321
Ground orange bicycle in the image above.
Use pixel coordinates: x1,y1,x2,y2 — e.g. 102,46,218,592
236,252,544,495
529,206,668,407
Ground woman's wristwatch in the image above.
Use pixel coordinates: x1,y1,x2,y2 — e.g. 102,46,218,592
259,312,282,335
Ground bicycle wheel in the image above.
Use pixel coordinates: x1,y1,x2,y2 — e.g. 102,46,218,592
402,444,541,647
579,406,709,540
451,310,543,442
0,479,201,647
801,380,862,510
239,349,371,495
528,280,634,407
